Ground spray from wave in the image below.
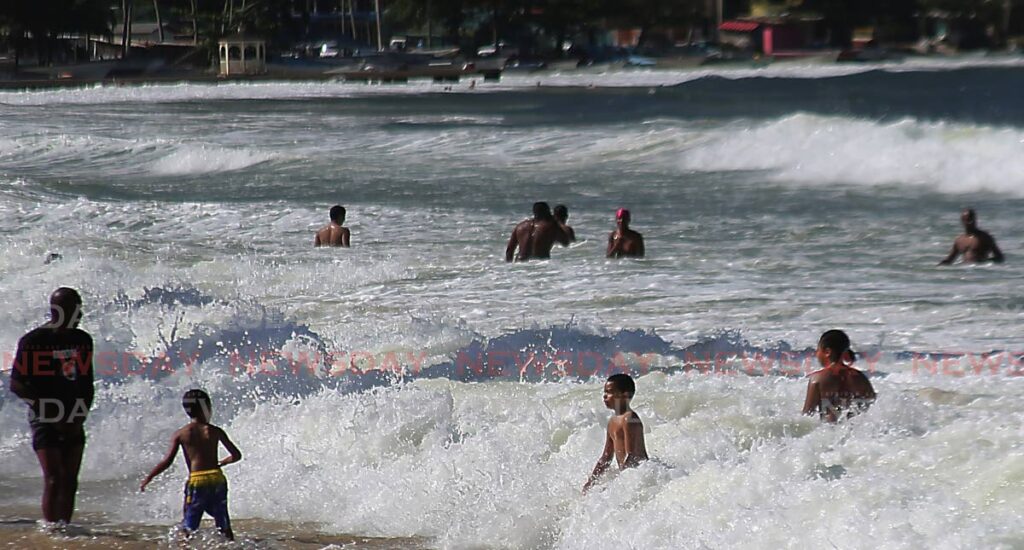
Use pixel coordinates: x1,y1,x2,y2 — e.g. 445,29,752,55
679,113,1024,196
148,144,278,175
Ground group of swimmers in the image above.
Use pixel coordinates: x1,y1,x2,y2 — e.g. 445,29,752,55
6,207,1004,539
314,201,646,260
317,204,1003,266
586,328,877,493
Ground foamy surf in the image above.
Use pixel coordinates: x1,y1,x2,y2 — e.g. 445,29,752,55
678,113,1024,196
149,145,278,176
1,64,1023,549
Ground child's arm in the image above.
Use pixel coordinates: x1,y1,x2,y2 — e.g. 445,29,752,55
622,415,646,468
140,433,181,492
217,428,242,467
582,430,614,493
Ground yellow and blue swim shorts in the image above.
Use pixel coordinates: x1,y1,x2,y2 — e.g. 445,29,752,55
182,468,231,533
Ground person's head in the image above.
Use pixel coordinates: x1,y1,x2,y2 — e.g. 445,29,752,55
330,205,346,224
48,287,82,328
615,208,631,228
182,389,212,421
533,201,552,220
817,329,854,367
603,373,636,411
553,204,569,223
960,208,977,230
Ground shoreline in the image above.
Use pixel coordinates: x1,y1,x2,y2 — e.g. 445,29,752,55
0,72,351,91
0,52,1021,92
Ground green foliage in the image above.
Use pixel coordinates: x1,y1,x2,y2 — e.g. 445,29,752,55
1,0,1017,55
1,0,115,37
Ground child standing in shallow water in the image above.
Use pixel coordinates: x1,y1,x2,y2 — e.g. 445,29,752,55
141,389,242,540
583,373,649,492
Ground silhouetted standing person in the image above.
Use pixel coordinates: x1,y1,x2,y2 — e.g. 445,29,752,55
9,288,94,524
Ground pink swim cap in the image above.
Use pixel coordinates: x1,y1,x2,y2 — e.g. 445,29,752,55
616,208,630,220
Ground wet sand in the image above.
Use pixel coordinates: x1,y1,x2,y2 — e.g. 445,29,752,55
0,478,430,549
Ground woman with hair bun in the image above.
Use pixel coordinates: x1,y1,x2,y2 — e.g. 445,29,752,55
802,329,876,422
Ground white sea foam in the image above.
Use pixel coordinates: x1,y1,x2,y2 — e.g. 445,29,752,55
679,113,1024,196
1,362,1019,549
149,144,278,175
1,67,1023,548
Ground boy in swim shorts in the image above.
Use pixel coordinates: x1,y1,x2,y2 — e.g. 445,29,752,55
140,389,242,540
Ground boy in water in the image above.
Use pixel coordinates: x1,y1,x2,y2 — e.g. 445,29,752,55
583,373,649,492
802,330,876,422
553,204,576,243
141,389,242,540
314,205,351,247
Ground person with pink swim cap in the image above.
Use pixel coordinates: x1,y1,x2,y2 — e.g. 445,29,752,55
607,208,644,258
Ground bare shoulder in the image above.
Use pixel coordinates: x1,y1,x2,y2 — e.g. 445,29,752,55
207,424,228,438
173,424,192,442
852,368,874,386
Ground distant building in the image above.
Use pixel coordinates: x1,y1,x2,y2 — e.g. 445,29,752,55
719,16,820,55
218,35,267,76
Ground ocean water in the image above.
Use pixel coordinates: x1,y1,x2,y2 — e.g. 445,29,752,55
0,59,1023,549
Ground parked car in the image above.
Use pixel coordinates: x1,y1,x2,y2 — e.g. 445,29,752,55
477,41,518,58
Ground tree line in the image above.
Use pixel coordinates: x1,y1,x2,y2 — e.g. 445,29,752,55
0,0,1019,66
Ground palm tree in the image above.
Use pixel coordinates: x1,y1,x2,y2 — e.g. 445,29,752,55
153,0,164,43
121,0,133,57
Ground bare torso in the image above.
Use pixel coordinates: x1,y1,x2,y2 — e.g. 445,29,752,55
607,229,644,258
176,423,225,472
510,219,565,261
559,223,576,243
315,223,350,247
608,411,648,467
805,367,876,422
953,231,998,263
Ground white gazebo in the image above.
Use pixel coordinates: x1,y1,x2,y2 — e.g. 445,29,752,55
218,34,266,76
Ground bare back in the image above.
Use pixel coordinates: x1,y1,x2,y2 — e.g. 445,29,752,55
803,366,876,422
952,230,999,263
507,218,567,261
176,423,230,472
608,410,648,468
315,223,350,247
